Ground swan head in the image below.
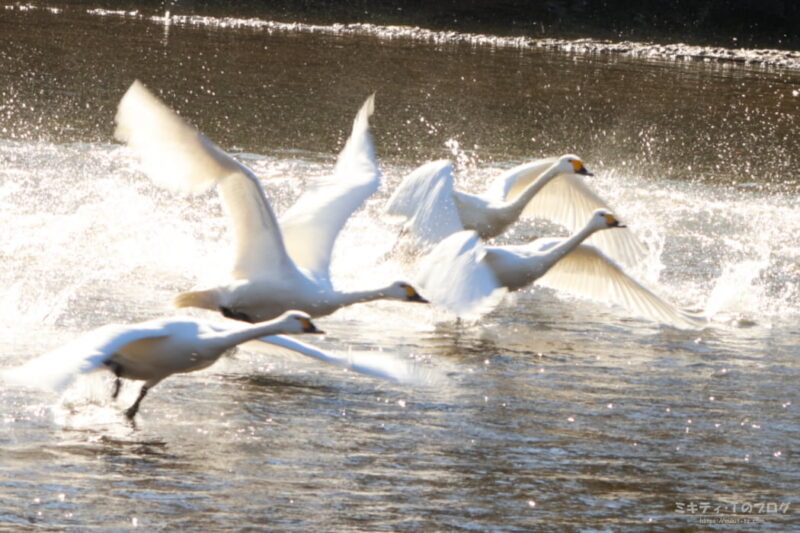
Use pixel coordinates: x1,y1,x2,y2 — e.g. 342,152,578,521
387,282,429,303
278,310,325,335
555,154,593,176
590,209,626,231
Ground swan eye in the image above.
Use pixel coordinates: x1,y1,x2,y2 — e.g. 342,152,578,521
603,213,618,225
298,317,312,329
570,159,585,173
402,284,416,298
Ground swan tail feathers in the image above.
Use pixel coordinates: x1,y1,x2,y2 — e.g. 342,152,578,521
173,289,219,311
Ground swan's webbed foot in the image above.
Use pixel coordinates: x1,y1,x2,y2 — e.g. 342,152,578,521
220,307,254,323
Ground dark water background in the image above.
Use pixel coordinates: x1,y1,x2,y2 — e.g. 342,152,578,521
1,3,798,531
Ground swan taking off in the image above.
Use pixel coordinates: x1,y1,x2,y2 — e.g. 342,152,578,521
115,80,427,323
416,209,706,329
385,156,646,268
3,311,324,420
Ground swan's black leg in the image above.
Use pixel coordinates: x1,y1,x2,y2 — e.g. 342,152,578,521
104,361,124,399
124,385,149,420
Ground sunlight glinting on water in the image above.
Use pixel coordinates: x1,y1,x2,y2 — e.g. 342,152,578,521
1,4,798,530
3,135,799,342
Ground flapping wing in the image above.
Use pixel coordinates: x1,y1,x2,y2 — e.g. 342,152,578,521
219,169,296,280
415,231,506,319
491,161,646,268
385,160,464,250
115,80,294,280
244,334,425,384
115,79,241,194
536,241,707,329
3,324,169,392
279,95,380,277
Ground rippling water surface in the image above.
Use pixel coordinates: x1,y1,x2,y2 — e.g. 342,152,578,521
1,4,798,531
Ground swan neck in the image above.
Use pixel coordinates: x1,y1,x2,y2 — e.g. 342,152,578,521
546,222,600,264
335,286,391,307
216,321,289,348
504,164,559,215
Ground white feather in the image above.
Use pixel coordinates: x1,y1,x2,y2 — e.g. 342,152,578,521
3,324,167,392
280,94,380,276
388,155,646,268
385,160,464,251
1,312,352,418
490,162,646,268
115,82,426,322
534,241,706,329
246,334,429,384
114,79,240,194
419,209,705,329
415,231,507,319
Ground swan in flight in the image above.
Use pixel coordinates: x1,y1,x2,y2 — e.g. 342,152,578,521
3,311,325,420
416,209,706,329
385,156,646,268
115,80,427,323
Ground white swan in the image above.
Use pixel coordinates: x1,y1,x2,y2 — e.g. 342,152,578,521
416,209,706,329
115,80,427,323
385,156,646,268
3,311,325,419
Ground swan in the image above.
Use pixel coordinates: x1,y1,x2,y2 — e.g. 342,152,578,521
114,80,427,323
385,156,646,268
3,311,326,420
416,209,706,329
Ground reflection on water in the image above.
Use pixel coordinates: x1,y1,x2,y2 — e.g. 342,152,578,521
3,3,799,189
1,4,798,532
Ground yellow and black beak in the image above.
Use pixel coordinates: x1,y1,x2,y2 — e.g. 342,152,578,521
403,284,429,303
299,316,325,334
603,213,626,228
571,159,594,176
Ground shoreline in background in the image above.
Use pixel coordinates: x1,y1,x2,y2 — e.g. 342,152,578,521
8,2,800,70
11,0,798,50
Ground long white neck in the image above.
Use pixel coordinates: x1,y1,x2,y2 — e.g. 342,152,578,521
214,318,298,348
536,221,603,273
333,284,399,308
498,162,562,221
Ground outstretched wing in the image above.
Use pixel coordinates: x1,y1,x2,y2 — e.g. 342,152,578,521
415,231,506,319
385,160,464,250
244,334,426,384
115,80,294,280
115,79,240,194
489,160,646,268
536,240,707,329
279,95,380,277
218,168,297,280
3,324,169,392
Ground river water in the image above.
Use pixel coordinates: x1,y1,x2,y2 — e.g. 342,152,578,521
1,3,798,531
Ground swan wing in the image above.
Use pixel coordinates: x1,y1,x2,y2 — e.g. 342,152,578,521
243,334,423,384
385,160,464,249
219,168,296,280
115,79,241,194
3,324,170,392
536,241,707,329
115,80,294,280
386,159,453,218
416,231,506,319
493,163,646,268
279,95,380,276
